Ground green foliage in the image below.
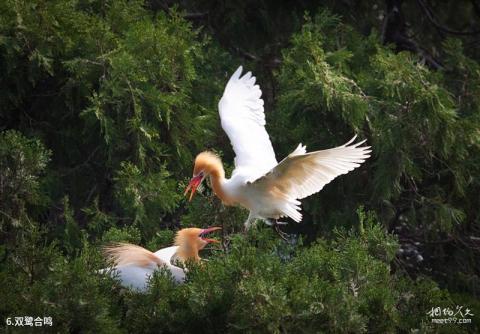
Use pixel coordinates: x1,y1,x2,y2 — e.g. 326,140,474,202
0,217,461,333
101,225,141,245
114,161,181,231
80,10,203,166
0,130,51,229
277,12,369,132
0,225,122,333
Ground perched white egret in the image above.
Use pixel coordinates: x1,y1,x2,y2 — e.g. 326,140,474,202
101,227,221,291
185,66,371,231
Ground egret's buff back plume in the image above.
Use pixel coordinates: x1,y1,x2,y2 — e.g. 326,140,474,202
103,243,164,268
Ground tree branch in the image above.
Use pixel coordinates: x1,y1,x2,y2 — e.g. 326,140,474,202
417,0,480,36
183,12,208,20
382,0,443,69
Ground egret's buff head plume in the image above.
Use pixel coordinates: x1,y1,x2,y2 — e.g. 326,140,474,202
185,151,226,201
174,227,221,262
193,151,223,177
103,243,164,268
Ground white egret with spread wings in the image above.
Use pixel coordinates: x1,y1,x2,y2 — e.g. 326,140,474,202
185,66,371,232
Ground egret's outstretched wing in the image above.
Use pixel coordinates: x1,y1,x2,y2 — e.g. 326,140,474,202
219,66,277,181
251,136,371,221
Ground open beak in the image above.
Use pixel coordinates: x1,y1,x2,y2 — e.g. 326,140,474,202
199,226,221,243
184,174,204,201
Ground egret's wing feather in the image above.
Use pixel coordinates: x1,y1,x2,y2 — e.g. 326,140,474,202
252,136,371,221
110,265,155,291
219,66,277,181
154,246,185,283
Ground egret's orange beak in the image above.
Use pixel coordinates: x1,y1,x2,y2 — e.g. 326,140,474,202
184,174,204,201
199,226,221,243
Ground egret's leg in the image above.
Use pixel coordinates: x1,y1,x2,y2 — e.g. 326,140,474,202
263,219,287,226
244,213,255,231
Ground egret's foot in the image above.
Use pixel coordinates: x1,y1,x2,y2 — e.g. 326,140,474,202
266,219,290,241
264,219,273,226
273,224,289,242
